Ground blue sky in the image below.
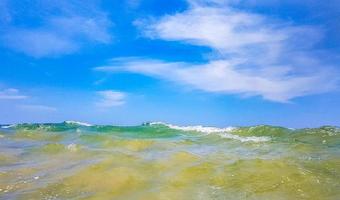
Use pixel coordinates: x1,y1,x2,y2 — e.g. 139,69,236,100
0,0,339,127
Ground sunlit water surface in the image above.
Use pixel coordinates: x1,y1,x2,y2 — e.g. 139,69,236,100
0,122,339,200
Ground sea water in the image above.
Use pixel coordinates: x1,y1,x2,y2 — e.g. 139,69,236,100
0,121,339,199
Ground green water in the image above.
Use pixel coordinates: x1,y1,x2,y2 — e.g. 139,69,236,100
0,121,339,199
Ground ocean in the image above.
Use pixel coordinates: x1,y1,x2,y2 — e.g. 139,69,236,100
0,121,339,199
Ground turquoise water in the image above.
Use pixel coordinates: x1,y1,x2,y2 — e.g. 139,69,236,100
0,121,339,199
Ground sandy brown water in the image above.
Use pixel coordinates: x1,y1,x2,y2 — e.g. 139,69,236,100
0,122,339,199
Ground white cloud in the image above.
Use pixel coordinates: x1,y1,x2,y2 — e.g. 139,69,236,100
95,58,337,102
49,16,112,44
18,104,57,112
3,29,78,58
96,90,126,108
136,2,323,60
139,6,281,51
112,0,338,102
0,0,112,57
0,88,28,100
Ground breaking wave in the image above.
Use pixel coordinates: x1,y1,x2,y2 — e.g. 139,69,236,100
64,120,93,127
1,121,339,144
1,121,339,199
148,122,271,142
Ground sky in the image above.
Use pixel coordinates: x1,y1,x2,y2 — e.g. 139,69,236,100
0,0,340,128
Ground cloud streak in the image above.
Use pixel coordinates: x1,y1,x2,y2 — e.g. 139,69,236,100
0,0,112,57
96,90,126,108
96,58,337,102
18,104,57,112
105,0,339,102
0,88,28,100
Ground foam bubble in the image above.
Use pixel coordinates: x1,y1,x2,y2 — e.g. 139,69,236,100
149,122,235,133
0,124,16,129
65,121,93,127
67,143,79,152
218,132,271,142
149,122,270,142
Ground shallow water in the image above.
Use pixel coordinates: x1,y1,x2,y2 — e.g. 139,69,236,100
0,121,339,199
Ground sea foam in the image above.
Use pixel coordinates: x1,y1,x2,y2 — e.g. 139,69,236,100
0,124,16,129
149,122,271,142
64,120,93,127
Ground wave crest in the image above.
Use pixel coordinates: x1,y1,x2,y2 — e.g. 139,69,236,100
148,122,271,142
64,121,93,127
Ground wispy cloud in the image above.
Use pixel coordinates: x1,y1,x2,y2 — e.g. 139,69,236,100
136,1,324,61
18,104,57,112
95,58,337,102
0,0,112,57
96,90,126,108
126,0,142,9
0,88,28,100
0,87,56,111
103,0,339,102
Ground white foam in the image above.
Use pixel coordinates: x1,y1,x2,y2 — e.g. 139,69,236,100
67,143,79,152
0,124,16,129
149,122,270,142
218,133,271,142
65,121,92,127
150,122,235,133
